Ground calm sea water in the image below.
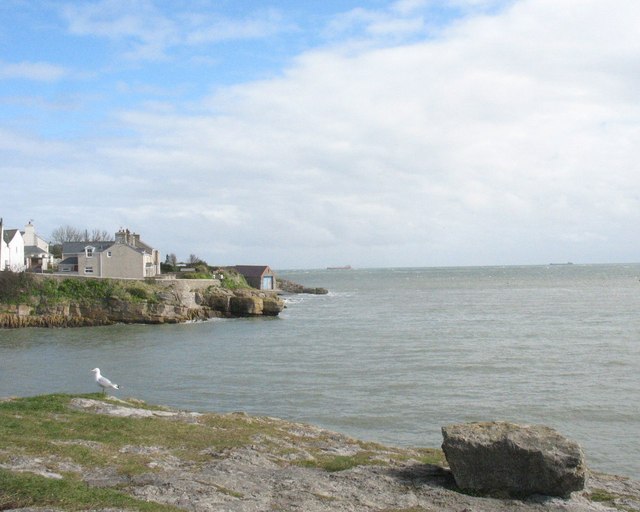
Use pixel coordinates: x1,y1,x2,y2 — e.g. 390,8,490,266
1,264,639,478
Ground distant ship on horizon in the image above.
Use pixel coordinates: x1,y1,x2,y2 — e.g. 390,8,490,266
326,265,352,270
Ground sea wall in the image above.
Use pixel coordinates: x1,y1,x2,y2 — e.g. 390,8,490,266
0,277,285,328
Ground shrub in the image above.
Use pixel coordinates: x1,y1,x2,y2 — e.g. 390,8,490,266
127,286,149,301
126,286,158,303
0,271,35,304
178,272,212,280
219,270,250,290
54,278,116,301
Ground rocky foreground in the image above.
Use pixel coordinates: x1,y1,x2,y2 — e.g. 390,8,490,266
1,395,638,512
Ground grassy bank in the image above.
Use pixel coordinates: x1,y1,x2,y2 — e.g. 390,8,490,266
0,394,444,510
0,272,161,307
0,268,251,309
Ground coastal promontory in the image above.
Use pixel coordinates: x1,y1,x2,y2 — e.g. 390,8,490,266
0,271,285,328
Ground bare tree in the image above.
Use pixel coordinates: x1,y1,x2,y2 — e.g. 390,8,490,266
166,253,178,266
90,228,110,241
187,254,202,265
50,225,83,244
50,225,112,244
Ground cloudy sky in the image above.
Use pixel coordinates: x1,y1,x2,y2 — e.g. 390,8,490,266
1,0,639,269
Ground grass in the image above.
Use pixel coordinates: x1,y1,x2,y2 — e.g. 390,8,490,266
175,267,251,290
0,393,287,509
589,488,618,502
0,274,165,308
0,394,275,474
1,271,250,311
40,277,119,302
0,394,444,479
0,469,181,511
1,393,630,510
0,271,35,304
588,488,637,511
294,440,445,473
125,285,158,303
217,269,250,290
297,452,380,472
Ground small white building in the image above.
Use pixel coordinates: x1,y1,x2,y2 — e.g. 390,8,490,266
0,218,26,272
22,221,54,271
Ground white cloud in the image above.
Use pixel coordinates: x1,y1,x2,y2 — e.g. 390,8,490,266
0,61,68,81
184,9,287,45
392,0,429,15
60,0,289,61
4,0,640,267
325,5,428,41
61,0,178,60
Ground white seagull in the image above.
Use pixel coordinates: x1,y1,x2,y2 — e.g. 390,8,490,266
90,367,120,394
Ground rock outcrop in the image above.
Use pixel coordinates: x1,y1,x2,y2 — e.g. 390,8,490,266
3,395,638,512
277,277,328,295
0,279,285,328
441,421,588,497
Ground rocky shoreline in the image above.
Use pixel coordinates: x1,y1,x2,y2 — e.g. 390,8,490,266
277,277,329,295
0,277,286,328
1,394,638,512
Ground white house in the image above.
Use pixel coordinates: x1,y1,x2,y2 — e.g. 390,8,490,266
22,221,54,271
0,218,26,271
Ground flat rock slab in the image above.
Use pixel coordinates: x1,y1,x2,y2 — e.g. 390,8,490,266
5,396,638,512
442,422,588,497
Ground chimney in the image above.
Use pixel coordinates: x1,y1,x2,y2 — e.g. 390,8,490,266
24,222,35,246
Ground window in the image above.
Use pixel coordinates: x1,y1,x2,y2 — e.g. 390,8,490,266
107,251,112,257
85,247,94,257
84,266,94,274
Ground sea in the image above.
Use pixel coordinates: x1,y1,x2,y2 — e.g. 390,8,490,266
1,264,639,479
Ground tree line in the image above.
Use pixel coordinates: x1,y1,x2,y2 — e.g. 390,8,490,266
49,226,111,245
48,225,112,258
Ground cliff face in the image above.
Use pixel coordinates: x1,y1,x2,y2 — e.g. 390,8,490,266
0,279,285,328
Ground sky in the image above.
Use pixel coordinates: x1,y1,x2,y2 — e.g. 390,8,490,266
1,0,639,269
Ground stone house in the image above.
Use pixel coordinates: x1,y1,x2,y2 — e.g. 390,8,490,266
0,218,25,271
59,229,161,279
233,265,276,290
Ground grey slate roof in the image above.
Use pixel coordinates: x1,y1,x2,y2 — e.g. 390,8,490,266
62,241,114,254
24,245,48,256
233,265,272,278
3,229,20,244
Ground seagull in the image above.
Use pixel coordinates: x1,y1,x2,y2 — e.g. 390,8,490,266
90,367,120,394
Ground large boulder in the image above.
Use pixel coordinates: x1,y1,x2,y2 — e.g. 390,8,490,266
441,422,588,497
